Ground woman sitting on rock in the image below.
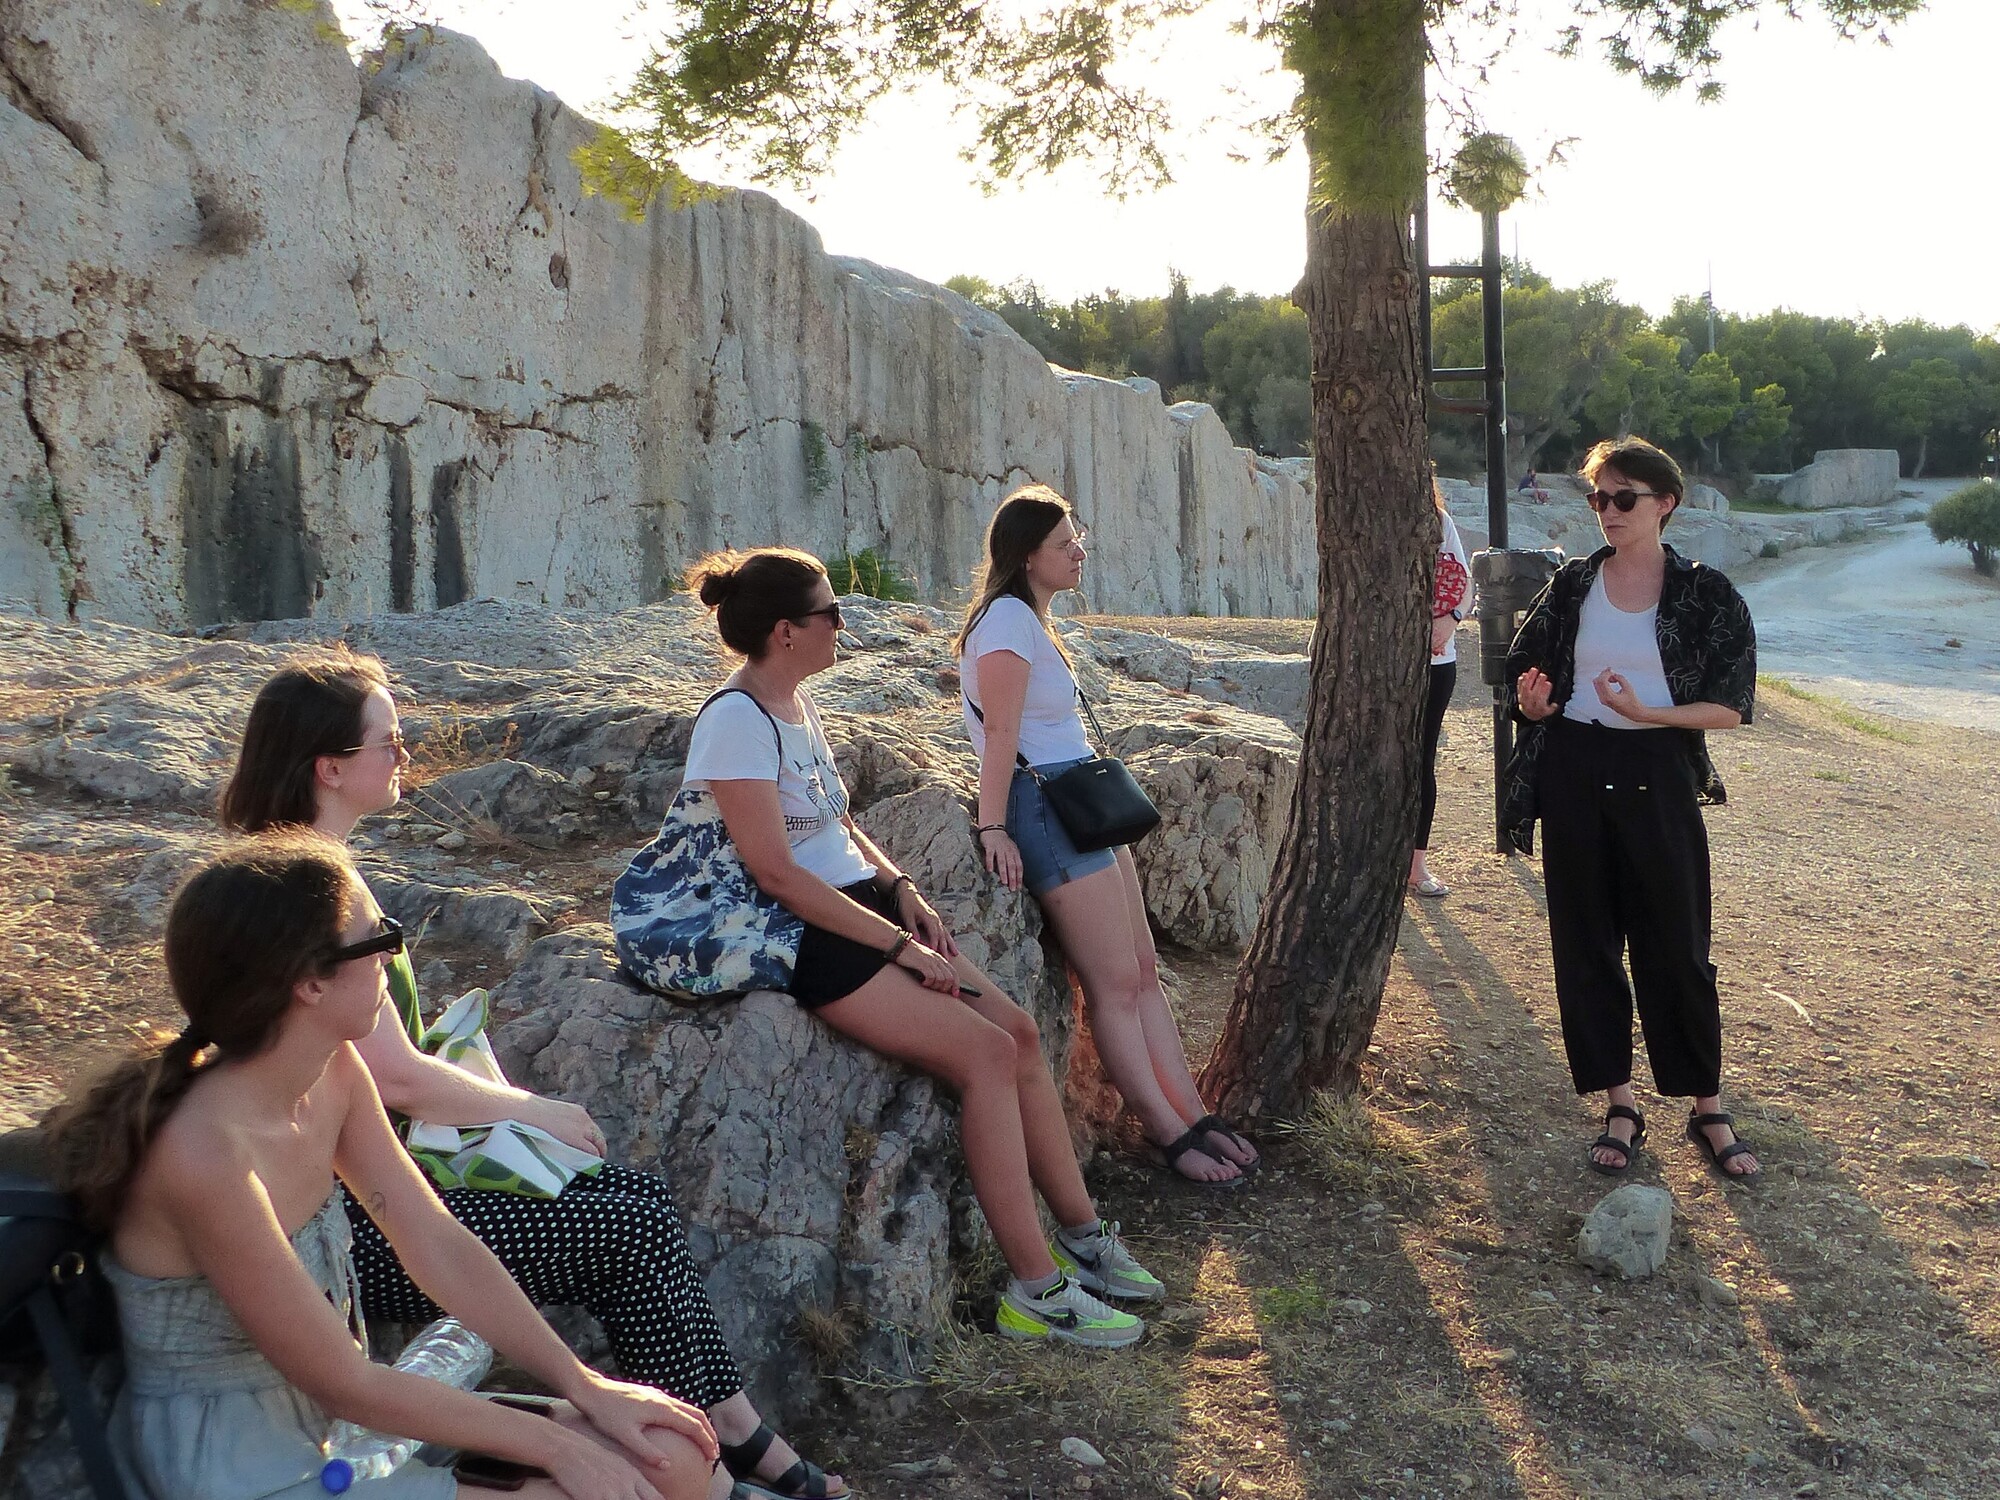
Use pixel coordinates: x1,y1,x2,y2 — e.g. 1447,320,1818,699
956,485,1259,1187
44,833,721,1500
636,546,1160,1348
220,649,846,1500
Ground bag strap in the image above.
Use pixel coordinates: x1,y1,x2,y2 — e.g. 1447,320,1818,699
963,681,1112,773
696,686,787,781
961,692,1036,775
0,1183,78,1223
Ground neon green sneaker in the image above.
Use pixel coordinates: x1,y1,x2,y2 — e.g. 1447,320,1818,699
1051,1221,1167,1303
997,1273,1144,1349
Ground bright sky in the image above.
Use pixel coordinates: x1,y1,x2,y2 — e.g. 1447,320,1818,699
333,1,1999,331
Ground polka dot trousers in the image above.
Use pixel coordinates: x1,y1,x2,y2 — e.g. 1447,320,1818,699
345,1163,744,1410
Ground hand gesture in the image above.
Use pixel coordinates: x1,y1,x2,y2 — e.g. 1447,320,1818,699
1592,669,1654,724
980,827,1023,892
895,938,960,993
895,883,959,958
1515,667,1557,721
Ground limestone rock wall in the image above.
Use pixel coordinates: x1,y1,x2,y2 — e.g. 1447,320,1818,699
1775,449,1901,511
0,0,1315,629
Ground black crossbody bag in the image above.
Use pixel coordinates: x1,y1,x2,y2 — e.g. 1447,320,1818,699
967,686,1161,853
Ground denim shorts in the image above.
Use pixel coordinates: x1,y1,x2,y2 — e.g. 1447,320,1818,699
1007,758,1120,897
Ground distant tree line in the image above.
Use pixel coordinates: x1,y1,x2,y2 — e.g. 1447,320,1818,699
947,268,2000,483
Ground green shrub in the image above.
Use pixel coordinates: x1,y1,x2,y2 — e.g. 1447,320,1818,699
826,548,918,602
1926,480,2000,577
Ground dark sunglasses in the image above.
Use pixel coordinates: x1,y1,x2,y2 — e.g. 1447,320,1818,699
796,603,844,628
1585,488,1665,514
326,914,404,966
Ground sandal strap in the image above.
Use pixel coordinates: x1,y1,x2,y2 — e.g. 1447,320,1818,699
1713,1140,1755,1166
1192,1113,1252,1152
1159,1125,1209,1169
720,1424,779,1478
1589,1133,1635,1165
740,1457,836,1499
1605,1104,1646,1135
1688,1111,1733,1129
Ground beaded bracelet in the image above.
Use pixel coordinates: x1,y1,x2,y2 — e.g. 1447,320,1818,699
883,929,913,961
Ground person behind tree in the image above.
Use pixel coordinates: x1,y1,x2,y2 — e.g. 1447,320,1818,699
1412,474,1471,898
955,485,1260,1188
42,834,721,1500
1505,436,1762,1182
648,545,1160,1348
219,651,844,1500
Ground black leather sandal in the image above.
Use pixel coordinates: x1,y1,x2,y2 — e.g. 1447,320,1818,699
1687,1110,1761,1182
1586,1104,1646,1176
720,1423,848,1499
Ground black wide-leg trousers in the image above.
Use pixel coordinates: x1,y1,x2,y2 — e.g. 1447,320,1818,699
1537,718,1724,1098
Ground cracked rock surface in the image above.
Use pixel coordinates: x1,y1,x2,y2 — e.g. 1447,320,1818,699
0,0,1315,632
0,592,1301,1478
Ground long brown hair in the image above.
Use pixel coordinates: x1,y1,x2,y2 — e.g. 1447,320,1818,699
952,483,1076,666
43,833,358,1229
684,548,828,659
221,646,389,833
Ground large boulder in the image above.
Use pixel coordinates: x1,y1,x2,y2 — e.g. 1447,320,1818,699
1775,450,1900,510
490,791,1072,1421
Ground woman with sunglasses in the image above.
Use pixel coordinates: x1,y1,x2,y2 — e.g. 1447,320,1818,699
956,486,1259,1189
44,834,720,1500
1504,436,1761,1182
658,546,1159,1348
220,649,846,1500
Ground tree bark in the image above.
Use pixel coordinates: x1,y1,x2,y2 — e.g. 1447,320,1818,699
1199,0,1431,1121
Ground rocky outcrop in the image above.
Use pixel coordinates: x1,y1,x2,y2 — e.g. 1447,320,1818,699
0,592,1302,1459
1775,450,1900,510
0,0,1314,630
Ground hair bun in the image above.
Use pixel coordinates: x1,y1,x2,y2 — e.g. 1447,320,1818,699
694,566,739,608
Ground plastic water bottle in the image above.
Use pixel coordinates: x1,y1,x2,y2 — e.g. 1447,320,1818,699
318,1318,494,1492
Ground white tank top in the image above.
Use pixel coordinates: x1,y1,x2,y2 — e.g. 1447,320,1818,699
1564,571,1674,728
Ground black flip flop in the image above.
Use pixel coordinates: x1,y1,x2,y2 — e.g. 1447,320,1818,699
1586,1103,1646,1176
1157,1124,1248,1189
1687,1110,1761,1182
1192,1113,1260,1175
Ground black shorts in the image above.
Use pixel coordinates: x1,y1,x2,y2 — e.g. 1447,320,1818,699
790,880,898,1010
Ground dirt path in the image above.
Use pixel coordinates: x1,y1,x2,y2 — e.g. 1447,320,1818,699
1736,520,2000,732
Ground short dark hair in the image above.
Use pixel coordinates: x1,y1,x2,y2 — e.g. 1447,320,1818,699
1580,437,1684,531
684,548,829,658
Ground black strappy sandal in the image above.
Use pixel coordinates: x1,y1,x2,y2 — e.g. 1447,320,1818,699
721,1424,848,1500
1687,1110,1761,1182
1192,1113,1260,1175
1586,1104,1646,1176
1156,1124,1248,1189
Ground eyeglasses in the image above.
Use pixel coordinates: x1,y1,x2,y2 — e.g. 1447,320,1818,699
796,603,844,629
325,914,404,966
1585,488,1665,514
334,731,407,757
1047,526,1088,554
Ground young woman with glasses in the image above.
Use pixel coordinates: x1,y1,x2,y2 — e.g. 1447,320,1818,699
219,649,845,1500
43,835,720,1500
1504,437,1762,1182
956,485,1260,1189
650,546,1160,1349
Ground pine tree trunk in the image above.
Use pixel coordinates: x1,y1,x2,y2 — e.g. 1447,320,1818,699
1198,0,1431,1121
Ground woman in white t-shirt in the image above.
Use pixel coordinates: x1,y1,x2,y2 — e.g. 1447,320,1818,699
956,486,1260,1189
1413,479,1472,898
675,547,1162,1349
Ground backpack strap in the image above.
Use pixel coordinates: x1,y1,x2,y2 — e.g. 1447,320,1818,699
695,686,787,781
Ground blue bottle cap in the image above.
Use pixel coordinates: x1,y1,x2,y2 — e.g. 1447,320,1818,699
319,1458,356,1493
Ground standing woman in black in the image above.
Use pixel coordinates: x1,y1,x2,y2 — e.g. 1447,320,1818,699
1504,437,1762,1181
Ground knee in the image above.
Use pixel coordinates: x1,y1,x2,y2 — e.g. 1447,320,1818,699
996,1000,1042,1059
950,1016,1020,1087
643,1429,716,1500
1086,964,1147,1020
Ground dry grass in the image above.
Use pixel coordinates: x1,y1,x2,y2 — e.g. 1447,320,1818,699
1760,674,1917,742
1290,1090,1436,1205
403,710,519,789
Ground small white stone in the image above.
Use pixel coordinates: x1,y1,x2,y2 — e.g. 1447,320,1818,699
1060,1437,1105,1468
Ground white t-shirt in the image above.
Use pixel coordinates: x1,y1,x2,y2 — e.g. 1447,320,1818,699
1433,512,1472,666
1564,572,1674,728
682,687,877,887
960,595,1094,768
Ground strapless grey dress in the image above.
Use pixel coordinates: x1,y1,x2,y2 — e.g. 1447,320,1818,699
102,1190,456,1500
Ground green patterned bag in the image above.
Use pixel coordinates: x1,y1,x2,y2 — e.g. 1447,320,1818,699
402,988,604,1199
